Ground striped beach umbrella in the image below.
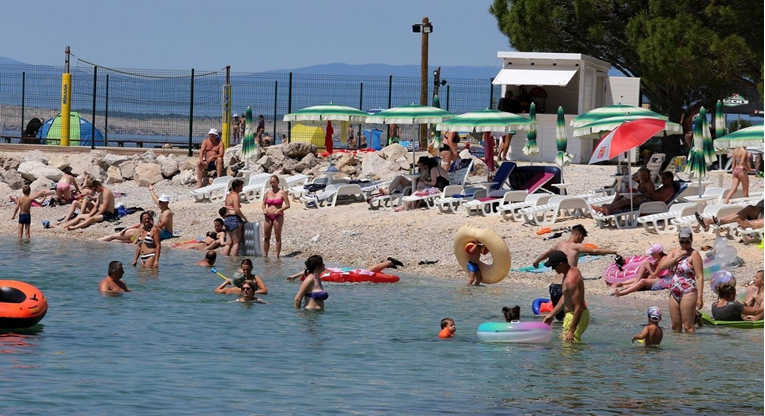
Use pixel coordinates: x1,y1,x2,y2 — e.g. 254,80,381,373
573,116,681,138
283,103,369,124
714,100,726,140
241,106,256,160
555,106,572,167
685,113,709,181
435,109,532,133
699,107,716,165
571,104,667,128
365,104,455,125
522,102,539,158
713,124,765,148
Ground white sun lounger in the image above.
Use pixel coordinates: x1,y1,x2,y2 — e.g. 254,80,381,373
499,193,553,222
519,196,591,226
190,175,234,202
301,184,365,208
464,190,529,216
671,204,745,234
637,202,698,234
434,185,477,214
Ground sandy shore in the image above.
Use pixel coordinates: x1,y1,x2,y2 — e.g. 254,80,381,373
2,159,763,307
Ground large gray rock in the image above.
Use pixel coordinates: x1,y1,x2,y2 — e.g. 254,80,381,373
334,153,356,170
89,150,107,166
172,169,197,186
181,156,198,171
395,156,411,171
380,144,408,161
0,182,12,199
24,150,49,164
283,142,316,159
30,177,51,193
106,166,123,184
3,157,21,171
281,157,297,174
160,155,180,178
1,170,25,190
47,154,71,171
360,153,389,178
224,145,242,165
120,161,137,180
83,165,107,182
101,153,128,170
256,155,274,171
68,157,92,177
265,146,286,164
134,162,163,186
18,161,63,182
139,150,158,164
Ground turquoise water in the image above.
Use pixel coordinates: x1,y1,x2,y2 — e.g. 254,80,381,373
0,237,762,415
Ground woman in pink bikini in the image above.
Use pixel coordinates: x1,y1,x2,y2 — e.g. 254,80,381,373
262,175,290,258
723,147,754,204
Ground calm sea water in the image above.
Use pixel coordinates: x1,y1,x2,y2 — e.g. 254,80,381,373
0,236,762,415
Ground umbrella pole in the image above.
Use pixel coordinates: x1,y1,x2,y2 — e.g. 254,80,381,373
628,155,634,225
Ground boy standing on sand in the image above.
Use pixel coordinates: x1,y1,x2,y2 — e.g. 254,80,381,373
632,306,663,347
11,185,40,240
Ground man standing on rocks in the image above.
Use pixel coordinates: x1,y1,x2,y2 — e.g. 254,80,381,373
196,128,224,187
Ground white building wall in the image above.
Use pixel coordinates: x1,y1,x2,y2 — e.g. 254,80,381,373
605,77,641,106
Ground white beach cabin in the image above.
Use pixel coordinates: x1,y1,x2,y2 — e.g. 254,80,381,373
493,52,640,164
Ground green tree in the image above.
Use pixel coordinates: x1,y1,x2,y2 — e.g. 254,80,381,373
489,0,763,122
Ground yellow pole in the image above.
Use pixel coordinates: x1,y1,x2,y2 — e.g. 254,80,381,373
222,84,231,148
61,47,72,146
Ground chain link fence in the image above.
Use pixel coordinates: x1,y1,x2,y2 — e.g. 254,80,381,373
0,62,500,151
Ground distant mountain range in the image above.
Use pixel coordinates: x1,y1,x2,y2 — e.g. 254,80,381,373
0,57,26,65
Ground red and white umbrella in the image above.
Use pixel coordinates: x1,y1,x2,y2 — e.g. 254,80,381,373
589,118,667,164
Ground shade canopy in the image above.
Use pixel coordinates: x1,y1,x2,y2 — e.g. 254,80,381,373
492,68,578,87
589,118,668,164
283,103,368,124
571,104,667,128
713,124,765,148
365,104,455,124
435,109,533,133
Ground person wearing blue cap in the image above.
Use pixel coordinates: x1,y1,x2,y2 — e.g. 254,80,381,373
632,306,663,347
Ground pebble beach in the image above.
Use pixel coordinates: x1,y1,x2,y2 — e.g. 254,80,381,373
2,147,762,308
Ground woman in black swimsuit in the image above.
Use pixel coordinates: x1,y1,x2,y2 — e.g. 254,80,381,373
131,211,161,269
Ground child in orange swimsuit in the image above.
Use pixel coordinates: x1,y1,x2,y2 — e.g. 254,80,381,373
439,318,456,338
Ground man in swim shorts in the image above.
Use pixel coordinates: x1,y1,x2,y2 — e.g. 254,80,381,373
65,180,117,231
148,184,174,240
99,261,131,293
196,128,224,188
542,251,589,343
533,224,618,321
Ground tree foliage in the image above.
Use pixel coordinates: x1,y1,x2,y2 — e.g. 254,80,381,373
489,0,763,121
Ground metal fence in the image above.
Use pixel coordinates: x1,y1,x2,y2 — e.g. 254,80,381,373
0,61,499,152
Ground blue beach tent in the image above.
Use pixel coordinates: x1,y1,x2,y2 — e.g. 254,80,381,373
36,111,104,146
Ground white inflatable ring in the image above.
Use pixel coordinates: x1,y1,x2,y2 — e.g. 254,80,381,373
453,224,511,284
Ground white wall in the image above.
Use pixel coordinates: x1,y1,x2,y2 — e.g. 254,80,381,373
605,77,641,106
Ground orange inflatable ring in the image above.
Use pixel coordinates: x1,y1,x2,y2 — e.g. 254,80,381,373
0,280,48,329
454,224,511,284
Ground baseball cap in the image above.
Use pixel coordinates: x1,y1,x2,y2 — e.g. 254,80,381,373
645,243,664,255
208,128,219,136
678,227,693,238
543,250,568,268
647,306,662,322
158,194,171,203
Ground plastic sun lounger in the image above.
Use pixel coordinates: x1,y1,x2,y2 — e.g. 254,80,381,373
288,177,329,200
499,193,553,222
671,204,745,234
402,185,463,210
191,175,234,202
240,174,281,202
593,183,690,230
637,202,698,234
434,185,475,214
464,190,528,216
736,226,764,244
301,184,365,208
519,172,555,194
519,196,591,226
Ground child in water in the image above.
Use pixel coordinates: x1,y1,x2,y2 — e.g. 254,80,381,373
632,306,663,347
466,241,485,286
439,318,456,338
502,305,521,322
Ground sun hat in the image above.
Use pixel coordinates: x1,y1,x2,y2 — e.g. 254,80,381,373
645,243,664,255
158,194,171,203
543,250,568,268
647,306,662,322
208,128,219,136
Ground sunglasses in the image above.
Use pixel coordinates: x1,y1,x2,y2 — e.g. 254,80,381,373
241,286,253,291
678,239,692,244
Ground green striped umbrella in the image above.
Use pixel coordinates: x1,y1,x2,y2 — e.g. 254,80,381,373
571,104,667,128
365,103,455,124
573,116,680,138
714,100,726,139
522,102,539,158
283,103,369,124
699,107,716,165
714,124,765,148
242,106,256,160
555,106,572,167
435,109,532,133
685,112,708,182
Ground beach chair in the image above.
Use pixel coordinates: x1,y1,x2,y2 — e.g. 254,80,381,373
434,185,477,214
519,196,591,226
735,225,764,244
401,185,461,210
190,175,234,202
646,153,666,184
499,193,554,222
239,174,277,202
672,204,745,235
592,183,689,229
464,190,528,216
463,161,516,195
637,202,698,234
516,172,555,194
300,183,365,208
368,187,411,209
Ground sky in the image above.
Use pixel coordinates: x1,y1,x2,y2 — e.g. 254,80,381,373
2,0,512,72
